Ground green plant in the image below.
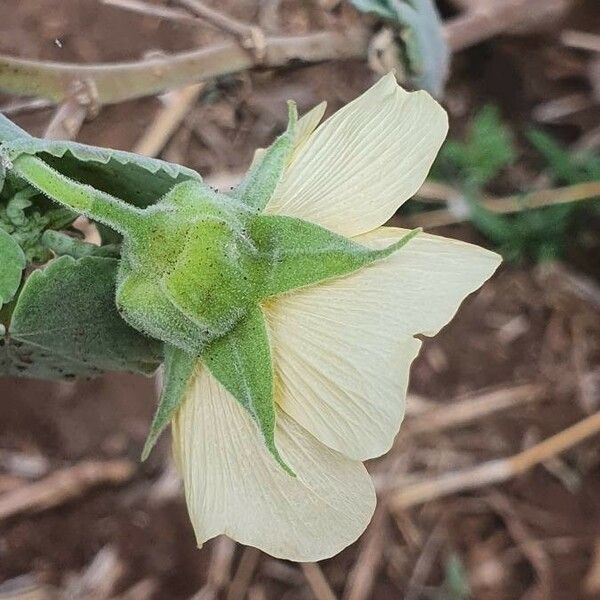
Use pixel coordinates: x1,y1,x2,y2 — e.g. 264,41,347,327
431,105,600,263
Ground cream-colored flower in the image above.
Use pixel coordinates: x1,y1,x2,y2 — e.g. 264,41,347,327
171,74,501,561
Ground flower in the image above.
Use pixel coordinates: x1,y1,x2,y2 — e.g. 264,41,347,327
170,73,501,561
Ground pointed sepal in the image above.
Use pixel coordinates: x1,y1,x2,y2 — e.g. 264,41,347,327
141,344,198,461
232,101,298,211
251,214,422,298
203,305,294,475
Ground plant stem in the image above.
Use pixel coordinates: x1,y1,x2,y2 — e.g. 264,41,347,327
11,155,142,234
0,29,368,104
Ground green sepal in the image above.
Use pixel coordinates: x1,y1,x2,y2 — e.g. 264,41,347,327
251,214,422,297
141,344,198,461
0,228,26,306
161,218,255,339
203,305,294,476
5,255,162,379
232,101,298,210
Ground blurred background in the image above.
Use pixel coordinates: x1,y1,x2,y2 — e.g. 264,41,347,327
1,0,600,598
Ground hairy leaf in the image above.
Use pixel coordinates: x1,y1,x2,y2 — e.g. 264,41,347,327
2,122,202,209
6,255,161,378
0,228,26,306
0,113,30,144
41,230,120,258
203,305,293,474
142,344,197,460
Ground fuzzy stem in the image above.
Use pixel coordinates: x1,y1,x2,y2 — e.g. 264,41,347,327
11,154,142,235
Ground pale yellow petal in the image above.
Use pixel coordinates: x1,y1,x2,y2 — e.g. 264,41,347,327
264,228,501,460
265,73,448,236
172,366,375,562
290,100,327,162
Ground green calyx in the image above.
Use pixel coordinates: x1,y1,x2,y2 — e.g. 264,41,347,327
1,103,421,474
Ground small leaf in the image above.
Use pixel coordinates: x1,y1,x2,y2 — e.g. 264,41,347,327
232,101,298,210
0,228,26,306
251,214,420,297
528,129,600,185
7,255,162,378
142,344,197,460
41,230,120,258
203,305,294,475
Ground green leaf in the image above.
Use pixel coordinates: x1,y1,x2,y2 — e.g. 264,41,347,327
0,335,100,379
351,0,395,19
5,255,162,379
351,0,449,97
2,122,202,209
0,228,26,306
41,230,120,258
203,305,293,475
433,105,515,187
0,113,30,144
250,214,421,297
440,553,470,600
528,129,600,185
142,344,197,461
232,101,297,210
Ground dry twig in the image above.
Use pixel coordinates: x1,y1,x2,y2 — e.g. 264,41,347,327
404,384,545,436
191,537,236,600
44,98,88,140
102,0,198,23
0,29,367,105
0,0,570,107
445,0,571,51
0,460,134,521
486,492,553,597
562,30,600,53
342,506,387,600
400,181,600,229
133,83,204,157
176,0,266,59
226,547,261,600
300,563,338,600
389,410,600,510
404,521,446,600
43,79,99,140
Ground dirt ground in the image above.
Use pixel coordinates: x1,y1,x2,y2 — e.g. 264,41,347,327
1,1,600,599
